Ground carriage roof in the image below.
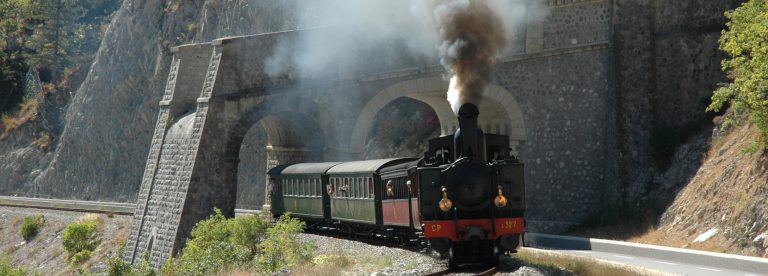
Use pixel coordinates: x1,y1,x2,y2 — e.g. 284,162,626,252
378,159,420,175
326,158,417,174
267,162,343,176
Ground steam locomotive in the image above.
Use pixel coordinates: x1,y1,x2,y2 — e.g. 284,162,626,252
268,103,526,266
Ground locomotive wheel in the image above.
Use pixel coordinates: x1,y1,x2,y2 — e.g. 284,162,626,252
448,247,458,270
487,246,500,266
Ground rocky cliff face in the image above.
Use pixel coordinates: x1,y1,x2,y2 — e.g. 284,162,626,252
15,0,300,202
653,124,768,257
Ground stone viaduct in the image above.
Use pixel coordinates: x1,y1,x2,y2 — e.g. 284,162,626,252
125,0,735,267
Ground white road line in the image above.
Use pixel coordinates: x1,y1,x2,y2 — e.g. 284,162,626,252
654,261,677,265
611,254,635,259
744,274,758,276
697,267,722,272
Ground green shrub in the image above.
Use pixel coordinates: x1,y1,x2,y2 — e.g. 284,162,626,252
256,215,315,272
69,250,93,265
0,253,35,276
106,255,132,276
709,0,768,145
21,215,44,241
61,215,101,264
161,209,314,275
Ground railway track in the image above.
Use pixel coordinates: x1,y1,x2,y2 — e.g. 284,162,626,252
0,196,259,216
426,265,497,276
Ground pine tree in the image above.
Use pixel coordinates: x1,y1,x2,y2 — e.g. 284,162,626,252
26,0,84,81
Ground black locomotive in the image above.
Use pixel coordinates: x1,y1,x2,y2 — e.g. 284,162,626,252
269,103,526,266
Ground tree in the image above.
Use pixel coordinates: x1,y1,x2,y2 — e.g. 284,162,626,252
708,0,768,143
0,0,34,113
26,0,84,81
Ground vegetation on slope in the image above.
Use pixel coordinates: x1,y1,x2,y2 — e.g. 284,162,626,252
0,0,121,133
708,0,768,146
62,214,103,265
20,214,44,241
108,209,315,275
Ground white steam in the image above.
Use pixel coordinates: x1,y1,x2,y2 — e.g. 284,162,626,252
265,0,547,111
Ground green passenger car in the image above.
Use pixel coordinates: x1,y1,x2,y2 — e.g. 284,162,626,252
268,162,341,221
326,158,416,225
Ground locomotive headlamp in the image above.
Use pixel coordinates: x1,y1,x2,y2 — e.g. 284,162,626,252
439,186,453,212
494,185,508,208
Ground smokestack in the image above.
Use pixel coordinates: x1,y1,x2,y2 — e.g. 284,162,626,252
454,103,485,161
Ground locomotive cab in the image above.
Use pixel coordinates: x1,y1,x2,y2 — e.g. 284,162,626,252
418,103,526,266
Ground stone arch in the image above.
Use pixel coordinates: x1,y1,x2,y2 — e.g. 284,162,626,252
350,76,527,155
225,94,330,161
224,94,330,209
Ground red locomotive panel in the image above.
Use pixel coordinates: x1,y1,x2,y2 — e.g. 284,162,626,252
424,217,524,241
382,199,411,226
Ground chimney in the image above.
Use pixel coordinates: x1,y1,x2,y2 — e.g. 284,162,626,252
454,103,485,161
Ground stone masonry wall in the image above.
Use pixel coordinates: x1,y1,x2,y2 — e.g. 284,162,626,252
614,0,739,197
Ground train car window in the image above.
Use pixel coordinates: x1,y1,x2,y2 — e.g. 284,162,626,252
286,179,291,196
344,178,350,197
334,178,340,198
358,178,364,198
312,178,317,197
368,177,374,198
329,178,334,198
355,178,361,198
393,178,399,199
287,179,292,196
335,178,340,197
368,178,373,199
400,178,407,199
360,178,365,198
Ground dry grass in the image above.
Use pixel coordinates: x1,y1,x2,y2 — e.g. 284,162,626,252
1,96,39,135
517,247,666,276
291,252,354,276
33,132,53,150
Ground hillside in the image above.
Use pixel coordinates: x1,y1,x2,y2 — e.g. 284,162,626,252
572,121,768,258
631,123,768,257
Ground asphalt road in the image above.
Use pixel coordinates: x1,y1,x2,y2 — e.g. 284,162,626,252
554,249,766,276
525,233,768,276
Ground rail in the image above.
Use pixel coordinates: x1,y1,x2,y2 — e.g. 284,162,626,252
0,196,260,216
